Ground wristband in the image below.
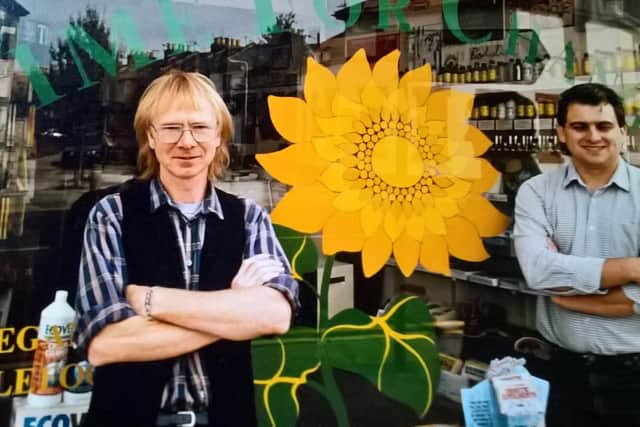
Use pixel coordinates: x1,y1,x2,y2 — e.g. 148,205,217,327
143,287,154,320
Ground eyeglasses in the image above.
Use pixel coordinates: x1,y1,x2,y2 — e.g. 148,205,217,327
151,124,218,144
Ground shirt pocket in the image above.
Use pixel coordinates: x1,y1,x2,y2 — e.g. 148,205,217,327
603,222,639,257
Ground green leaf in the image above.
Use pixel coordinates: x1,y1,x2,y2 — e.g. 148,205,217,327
321,296,440,417
252,328,321,427
274,224,319,279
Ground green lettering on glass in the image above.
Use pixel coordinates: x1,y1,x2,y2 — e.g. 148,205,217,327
377,0,411,32
111,8,153,69
14,43,63,107
443,0,491,44
313,0,342,32
66,38,98,90
525,30,540,64
506,11,518,56
66,24,117,90
345,0,363,29
254,0,278,35
158,0,186,46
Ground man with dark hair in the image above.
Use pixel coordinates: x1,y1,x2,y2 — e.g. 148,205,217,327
75,70,298,427
514,83,640,426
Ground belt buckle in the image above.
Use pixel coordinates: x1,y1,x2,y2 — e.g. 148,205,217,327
176,411,196,427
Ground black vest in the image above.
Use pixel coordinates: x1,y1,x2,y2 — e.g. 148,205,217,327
83,180,257,427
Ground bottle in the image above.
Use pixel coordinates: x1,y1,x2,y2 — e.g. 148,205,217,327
514,58,523,81
465,65,472,84
506,99,516,120
582,53,591,76
497,61,506,82
506,58,514,82
472,62,480,83
459,66,466,84
480,63,488,82
624,49,636,72
443,63,452,84
523,61,533,81
28,291,76,406
488,60,497,82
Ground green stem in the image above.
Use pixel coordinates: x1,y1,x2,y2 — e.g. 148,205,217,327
320,351,349,427
319,254,335,331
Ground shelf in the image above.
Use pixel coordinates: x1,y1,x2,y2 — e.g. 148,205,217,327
386,258,547,297
434,71,640,96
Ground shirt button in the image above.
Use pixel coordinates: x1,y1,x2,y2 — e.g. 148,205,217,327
187,260,193,267
589,225,595,231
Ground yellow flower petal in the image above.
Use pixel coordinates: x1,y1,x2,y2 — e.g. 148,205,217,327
340,143,359,154
337,49,371,102
361,79,386,112
445,217,489,261
256,144,328,186
438,156,468,176
470,159,501,193
384,205,407,242
465,125,492,156
420,232,450,276
424,206,446,235
446,177,472,199
332,93,367,117
399,63,432,108
459,194,510,237
449,138,474,157
316,116,355,135
425,89,474,124
271,183,335,233
361,201,383,237
406,212,425,242
334,189,367,212
456,158,483,181
393,233,420,277
304,57,337,118
372,50,400,96
434,197,459,218
312,136,348,161
268,96,317,143
362,228,392,277
322,211,365,254
319,163,351,192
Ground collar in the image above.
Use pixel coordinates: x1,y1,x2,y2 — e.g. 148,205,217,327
149,178,225,219
562,160,630,192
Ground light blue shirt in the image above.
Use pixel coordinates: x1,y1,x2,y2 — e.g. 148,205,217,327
514,159,640,354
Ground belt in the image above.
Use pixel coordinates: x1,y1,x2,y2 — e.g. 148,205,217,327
156,410,208,427
551,344,640,369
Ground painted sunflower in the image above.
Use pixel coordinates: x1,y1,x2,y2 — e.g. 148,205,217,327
257,49,509,277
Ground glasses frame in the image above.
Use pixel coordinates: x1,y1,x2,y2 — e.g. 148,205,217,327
150,123,219,144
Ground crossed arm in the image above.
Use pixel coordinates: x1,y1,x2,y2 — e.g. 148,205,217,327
87,255,292,366
514,182,638,318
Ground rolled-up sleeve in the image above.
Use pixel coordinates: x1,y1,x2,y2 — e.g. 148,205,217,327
74,194,135,350
243,200,300,313
622,284,640,305
513,180,604,294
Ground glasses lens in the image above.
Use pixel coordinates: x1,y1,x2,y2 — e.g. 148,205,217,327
159,128,182,144
191,127,216,143
155,126,217,143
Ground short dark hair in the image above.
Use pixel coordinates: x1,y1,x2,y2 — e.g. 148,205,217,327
557,83,625,128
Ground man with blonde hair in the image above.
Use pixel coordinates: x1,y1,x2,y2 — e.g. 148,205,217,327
75,70,298,427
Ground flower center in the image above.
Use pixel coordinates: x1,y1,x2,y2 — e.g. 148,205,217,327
371,136,423,188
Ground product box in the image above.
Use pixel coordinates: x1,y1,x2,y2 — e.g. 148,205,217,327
11,395,90,427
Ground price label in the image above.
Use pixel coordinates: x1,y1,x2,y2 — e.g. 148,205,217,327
477,120,495,130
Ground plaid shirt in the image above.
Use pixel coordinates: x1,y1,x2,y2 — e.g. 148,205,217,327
75,178,299,410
